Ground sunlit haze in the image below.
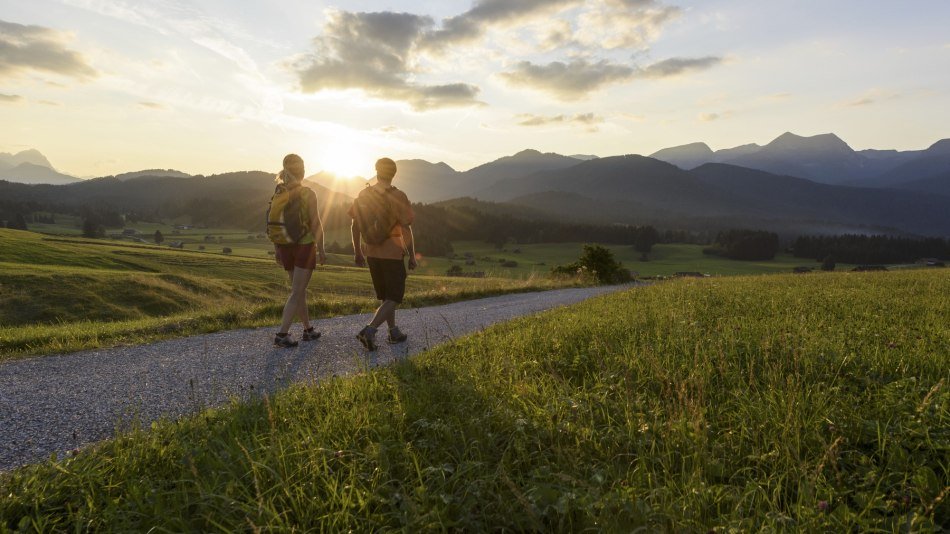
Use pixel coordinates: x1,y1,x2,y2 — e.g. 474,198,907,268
2,0,949,177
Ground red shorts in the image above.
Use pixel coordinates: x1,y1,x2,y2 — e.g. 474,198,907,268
274,243,316,271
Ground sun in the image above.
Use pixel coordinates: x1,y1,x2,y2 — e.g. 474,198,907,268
313,143,372,179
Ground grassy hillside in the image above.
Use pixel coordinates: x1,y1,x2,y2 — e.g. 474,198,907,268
0,229,573,359
2,270,947,530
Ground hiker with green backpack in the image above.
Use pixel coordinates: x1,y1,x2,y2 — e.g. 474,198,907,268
266,154,326,348
349,157,416,351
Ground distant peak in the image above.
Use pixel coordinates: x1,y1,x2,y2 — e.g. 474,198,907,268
767,132,850,151
926,138,950,154
511,149,544,158
650,142,713,156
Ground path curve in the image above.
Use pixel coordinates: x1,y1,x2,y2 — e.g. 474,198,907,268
0,285,630,471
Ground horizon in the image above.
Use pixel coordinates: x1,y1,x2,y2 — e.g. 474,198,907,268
2,1,950,177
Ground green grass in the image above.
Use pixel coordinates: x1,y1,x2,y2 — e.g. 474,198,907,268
417,241,860,278
0,229,575,359
2,270,947,530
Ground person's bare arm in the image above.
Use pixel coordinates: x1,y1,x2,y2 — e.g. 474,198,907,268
404,225,416,270
351,220,365,267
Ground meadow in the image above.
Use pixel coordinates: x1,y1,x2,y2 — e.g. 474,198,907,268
1,270,946,530
0,229,573,359
25,217,852,278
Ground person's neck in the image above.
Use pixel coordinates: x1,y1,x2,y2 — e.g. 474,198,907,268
375,178,393,188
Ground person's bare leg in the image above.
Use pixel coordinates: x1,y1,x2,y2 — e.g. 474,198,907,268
296,270,314,329
279,267,312,334
368,300,397,329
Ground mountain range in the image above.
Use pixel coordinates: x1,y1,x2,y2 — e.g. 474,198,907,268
647,132,950,193
3,132,948,237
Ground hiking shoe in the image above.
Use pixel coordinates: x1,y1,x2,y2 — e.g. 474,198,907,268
388,326,408,344
356,325,378,351
274,333,298,348
302,327,322,341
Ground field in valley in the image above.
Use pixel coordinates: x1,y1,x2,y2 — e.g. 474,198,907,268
1,269,947,530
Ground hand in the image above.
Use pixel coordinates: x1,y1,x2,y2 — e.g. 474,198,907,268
354,254,366,267
407,257,417,271
318,251,327,266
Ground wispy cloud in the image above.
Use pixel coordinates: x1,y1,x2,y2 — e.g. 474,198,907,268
138,101,165,110
516,112,605,130
0,93,23,103
839,88,900,108
38,99,60,106
638,56,722,78
0,19,97,80
499,55,721,99
697,109,734,122
500,59,636,99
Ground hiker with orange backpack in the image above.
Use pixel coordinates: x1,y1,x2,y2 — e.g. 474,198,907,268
266,154,326,348
349,157,416,351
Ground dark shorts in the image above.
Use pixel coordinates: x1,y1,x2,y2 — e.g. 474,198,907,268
275,243,316,271
367,257,407,303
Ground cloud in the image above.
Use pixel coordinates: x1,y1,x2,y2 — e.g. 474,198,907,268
516,112,604,126
576,0,681,49
422,0,578,51
0,92,22,103
638,56,722,78
516,112,605,131
0,19,97,80
839,89,900,108
38,100,60,106
698,110,733,122
500,55,720,98
139,101,165,110
291,10,483,110
292,2,711,105
500,59,636,99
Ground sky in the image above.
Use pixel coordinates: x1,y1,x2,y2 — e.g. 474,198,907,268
1,0,949,178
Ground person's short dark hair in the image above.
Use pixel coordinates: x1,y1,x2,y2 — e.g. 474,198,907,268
375,157,397,181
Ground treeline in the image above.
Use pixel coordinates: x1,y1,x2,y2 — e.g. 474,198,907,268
793,235,950,264
703,229,779,261
410,204,664,257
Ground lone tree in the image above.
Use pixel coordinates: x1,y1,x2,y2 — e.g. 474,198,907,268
553,244,631,284
821,255,836,271
633,225,660,261
154,230,165,245
81,214,105,238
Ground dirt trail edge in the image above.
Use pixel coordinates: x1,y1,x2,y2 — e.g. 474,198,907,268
0,285,631,471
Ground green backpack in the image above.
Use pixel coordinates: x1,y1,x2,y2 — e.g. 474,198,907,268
265,183,309,245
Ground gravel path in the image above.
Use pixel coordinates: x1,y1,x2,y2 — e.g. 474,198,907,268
0,285,629,472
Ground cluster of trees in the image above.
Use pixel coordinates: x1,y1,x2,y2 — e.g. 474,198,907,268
793,235,950,264
703,229,780,261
